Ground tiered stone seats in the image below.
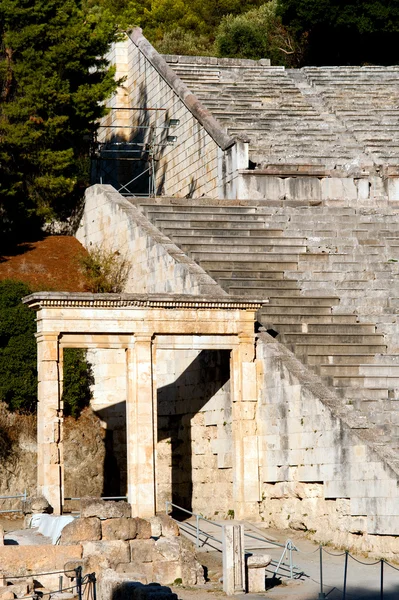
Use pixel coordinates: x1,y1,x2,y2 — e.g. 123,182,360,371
164,58,399,170
302,67,399,165
132,198,399,452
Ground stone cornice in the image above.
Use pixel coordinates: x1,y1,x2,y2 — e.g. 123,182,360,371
23,292,267,311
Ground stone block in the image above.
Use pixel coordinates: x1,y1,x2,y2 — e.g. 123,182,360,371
59,518,101,544
101,518,137,541
82,541,130,567
0,546,82,577
152,561,181,585
149,517,162,538
80,499,131,519
158,514,180,538
134,518,152,539
116,562,154,584
23,495,51,515
154,538,180,562
129,539,155,563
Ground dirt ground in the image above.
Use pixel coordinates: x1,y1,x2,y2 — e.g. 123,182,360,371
0,236,87,291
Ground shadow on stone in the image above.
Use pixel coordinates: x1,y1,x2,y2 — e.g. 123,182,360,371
111,581,178,600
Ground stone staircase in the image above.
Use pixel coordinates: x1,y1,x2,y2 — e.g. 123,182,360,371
163,58,399,169
131,198,399,450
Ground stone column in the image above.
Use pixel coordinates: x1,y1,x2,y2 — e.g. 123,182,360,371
222,524,246,595
126,334,156,517
231,335,260,519
36,333,63,514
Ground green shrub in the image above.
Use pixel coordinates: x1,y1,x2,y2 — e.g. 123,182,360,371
79,245,131,293
62,349,94,419
0,279,94,417
0,280,38,412
215,1,299,66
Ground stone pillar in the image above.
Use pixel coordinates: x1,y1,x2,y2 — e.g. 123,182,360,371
222,524,246,595
231,335,260,519
126,334,156,517
36,333,62,514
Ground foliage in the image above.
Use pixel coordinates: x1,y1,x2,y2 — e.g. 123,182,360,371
215,1,298,66
0,0,120,242
278,0,399,65
79,245,131,293
155,26,214,56
139,0,265,52
0,280,37,412
62,348,94,419
0,279,95,416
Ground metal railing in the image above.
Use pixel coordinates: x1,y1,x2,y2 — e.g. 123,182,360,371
165,501,301,579
0,490,27,513
64,496,127,501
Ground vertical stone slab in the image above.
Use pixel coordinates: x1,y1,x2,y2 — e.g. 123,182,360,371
126,334,156,517
231,336,259,519
222,524,245,595
36,333,62,514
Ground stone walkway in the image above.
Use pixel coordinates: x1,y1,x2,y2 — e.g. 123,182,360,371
177,519,399,600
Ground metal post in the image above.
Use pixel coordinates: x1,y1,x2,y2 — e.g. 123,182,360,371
319,546,326,600
75,566,82,600
343,551,348,600
59,576,63,592
196,514,200,548
92,573,97,600
288,541,293,579
380,559,384,600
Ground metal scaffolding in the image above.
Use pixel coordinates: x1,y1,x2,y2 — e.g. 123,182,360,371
91,107,178,197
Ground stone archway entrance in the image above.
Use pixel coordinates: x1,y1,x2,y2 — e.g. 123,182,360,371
23,293,263,518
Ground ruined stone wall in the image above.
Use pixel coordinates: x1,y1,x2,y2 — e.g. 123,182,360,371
256,334,399,559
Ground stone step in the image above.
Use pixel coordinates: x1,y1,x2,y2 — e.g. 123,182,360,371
282,333,385,345
321,364,399,378
291,343,387,355
156,220,268,230
163,229,286,238
307,354,377,366
194,251,302,262
183,244,306,254
267,296,339,306
335,387,389,401
261,314,359,325
274,323,376,335
219,278,298,289
260,306,334,316
203,260,299,271
332,376,399,388
140,205,258,214
230,287,300,297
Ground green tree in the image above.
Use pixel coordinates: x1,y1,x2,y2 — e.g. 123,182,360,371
215,1,298,65
0,0,119,242
62,348,94,419
0,280,37,412
278,0,399,65
0,279,94,416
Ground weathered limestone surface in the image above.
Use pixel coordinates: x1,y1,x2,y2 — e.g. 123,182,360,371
257,334,399,557
59,517,101,544
80,499,131,519
76,185,226,297
0,545,82,577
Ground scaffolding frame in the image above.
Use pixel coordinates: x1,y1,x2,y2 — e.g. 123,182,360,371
91,107,178,197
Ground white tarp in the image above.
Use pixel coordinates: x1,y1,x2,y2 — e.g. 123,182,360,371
30,513,75,544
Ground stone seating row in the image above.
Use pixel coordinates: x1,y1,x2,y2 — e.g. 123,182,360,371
133,199,399,442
